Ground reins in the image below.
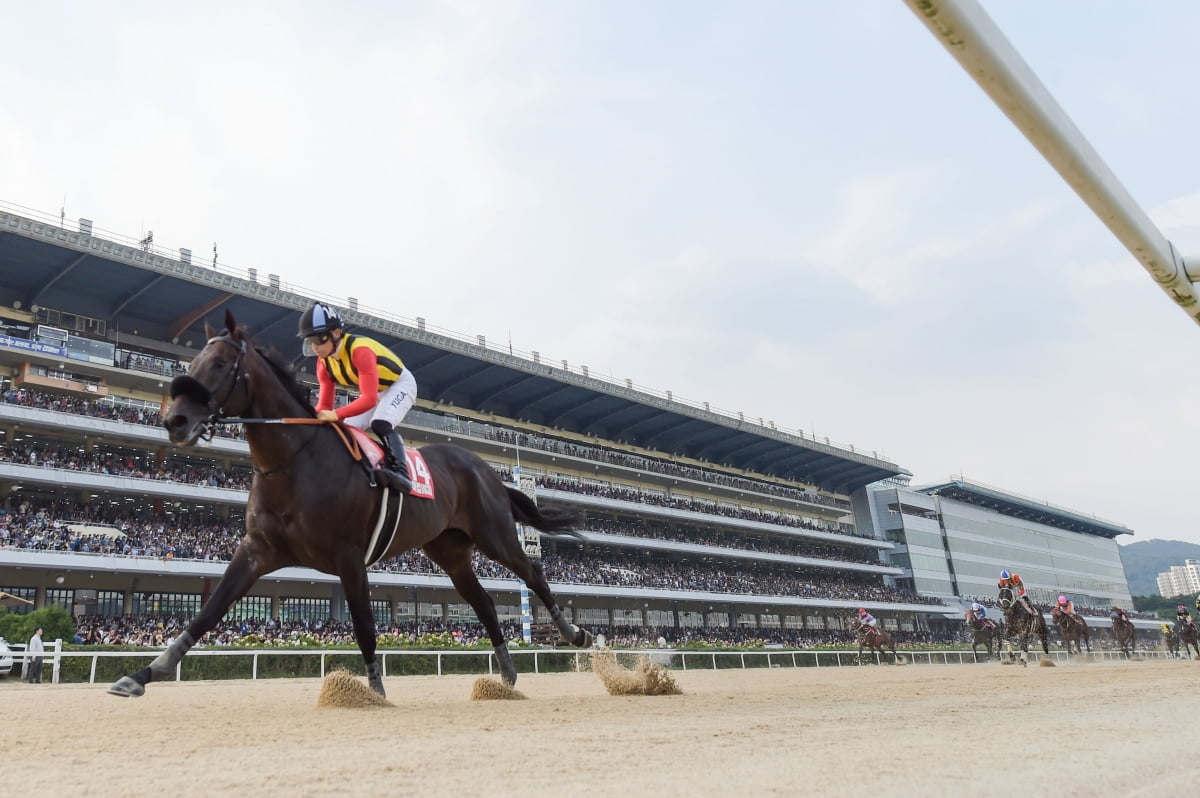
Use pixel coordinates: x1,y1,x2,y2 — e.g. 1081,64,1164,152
214,417,365,462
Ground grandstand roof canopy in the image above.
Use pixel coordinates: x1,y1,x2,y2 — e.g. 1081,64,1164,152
0,210,905,493
917,479,1132,539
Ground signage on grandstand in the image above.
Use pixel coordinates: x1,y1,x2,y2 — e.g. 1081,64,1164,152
0,333,66,357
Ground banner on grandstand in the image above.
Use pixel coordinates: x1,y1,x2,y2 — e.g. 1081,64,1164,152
0,334,66,357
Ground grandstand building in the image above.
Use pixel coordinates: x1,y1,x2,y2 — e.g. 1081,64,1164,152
859,479,1156,633
0,204,944,643
0,203,1148,645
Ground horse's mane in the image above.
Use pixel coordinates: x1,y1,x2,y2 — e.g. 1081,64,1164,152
254,344,316,415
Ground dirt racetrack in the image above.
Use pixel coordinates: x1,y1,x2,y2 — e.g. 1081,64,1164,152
5,657,1200,797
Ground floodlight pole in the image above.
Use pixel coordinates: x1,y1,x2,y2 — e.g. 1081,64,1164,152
903,0,1200,327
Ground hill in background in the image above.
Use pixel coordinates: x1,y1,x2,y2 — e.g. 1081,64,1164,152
1119,539,1200,596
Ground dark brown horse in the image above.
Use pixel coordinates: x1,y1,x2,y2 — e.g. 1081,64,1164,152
997,587,1049,665
1161,627,1181,659
108,310,591,698
965,611,997,661
1052,607,1091,655
1111,617,1137,657
1178,623,1200,660
850,618,900,664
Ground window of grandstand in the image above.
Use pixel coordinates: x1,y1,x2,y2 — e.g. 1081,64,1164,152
644,608,674,626
45,588,74,610
806,615,825,629
279,597,330,622
572,607,610,626
135,593,202,616
415,602,446,621
707,610,729,628
677,611,704,628
444,602,475,623
332,599,393,624
610,608,644,627
226,596,273,620
0,586,35,615
66,335,116,365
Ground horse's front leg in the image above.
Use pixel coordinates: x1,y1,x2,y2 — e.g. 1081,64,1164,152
109,547,266,697
338,564,385,697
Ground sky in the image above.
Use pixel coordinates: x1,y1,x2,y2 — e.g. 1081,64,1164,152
4,1,1200,545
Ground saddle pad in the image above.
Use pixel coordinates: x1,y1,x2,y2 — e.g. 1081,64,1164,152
344,427,435,499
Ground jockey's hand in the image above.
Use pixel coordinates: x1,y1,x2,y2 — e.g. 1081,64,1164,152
317,410,340,423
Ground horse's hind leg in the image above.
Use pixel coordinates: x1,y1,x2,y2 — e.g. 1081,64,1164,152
338,564,385,697
424,531,520,685
470,519,590,649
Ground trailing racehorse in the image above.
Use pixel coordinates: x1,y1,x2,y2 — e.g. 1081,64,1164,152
1162,626,1181,659
1051,607,1091,655
997,587,1049,666
965,611,998,661
850,618,901,665
1111,616,1137,657
1178,623,1200,660
108,310,592,698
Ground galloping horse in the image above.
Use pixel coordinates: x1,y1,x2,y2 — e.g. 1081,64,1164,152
108,310,591,698
1162,627,1181,659
997,587,1049,665
1111,616,1137,657
965,611,997,661
1178,623,1200,660
1051,607,1091,655
850,618,899,664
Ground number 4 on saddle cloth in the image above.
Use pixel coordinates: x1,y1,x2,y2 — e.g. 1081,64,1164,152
345,426,435,499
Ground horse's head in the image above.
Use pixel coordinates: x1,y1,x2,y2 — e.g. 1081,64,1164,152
164,309,251,445
997,587,1014,609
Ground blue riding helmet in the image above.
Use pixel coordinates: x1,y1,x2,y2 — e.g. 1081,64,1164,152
1000,569,1011,580
297,303,343,339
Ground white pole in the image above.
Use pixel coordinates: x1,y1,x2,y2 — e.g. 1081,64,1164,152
902,0,1200,326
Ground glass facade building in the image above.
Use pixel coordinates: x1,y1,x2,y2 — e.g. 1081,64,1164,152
859,479,1133,610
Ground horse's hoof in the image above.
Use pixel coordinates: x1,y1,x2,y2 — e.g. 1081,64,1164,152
108,676,145,698
573,628,593,649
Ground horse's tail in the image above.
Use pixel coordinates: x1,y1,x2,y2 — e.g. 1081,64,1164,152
505,486,586,538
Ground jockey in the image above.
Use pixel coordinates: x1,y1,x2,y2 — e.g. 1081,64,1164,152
857,608,878,631
298,302,415,493
966,601,989,626
997,570,1038,617
1175,605,1195,635
1109,606,1130,625
1055,595,1078,622
1161,622,1174,637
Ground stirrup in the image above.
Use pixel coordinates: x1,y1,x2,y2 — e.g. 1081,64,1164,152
374,467,412,494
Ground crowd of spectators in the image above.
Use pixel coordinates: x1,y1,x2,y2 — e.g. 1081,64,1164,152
0,386,245,440
1,386,843,520
63,614,956,649
1,499,938,608
581,516,880,565
0,439,253,491
473,422,852,512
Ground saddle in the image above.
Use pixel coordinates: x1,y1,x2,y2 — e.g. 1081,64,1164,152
342,427,434,498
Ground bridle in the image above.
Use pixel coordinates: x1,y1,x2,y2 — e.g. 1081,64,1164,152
168,334,250,441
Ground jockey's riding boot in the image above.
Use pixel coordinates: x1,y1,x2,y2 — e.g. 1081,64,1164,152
370,419,413,494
